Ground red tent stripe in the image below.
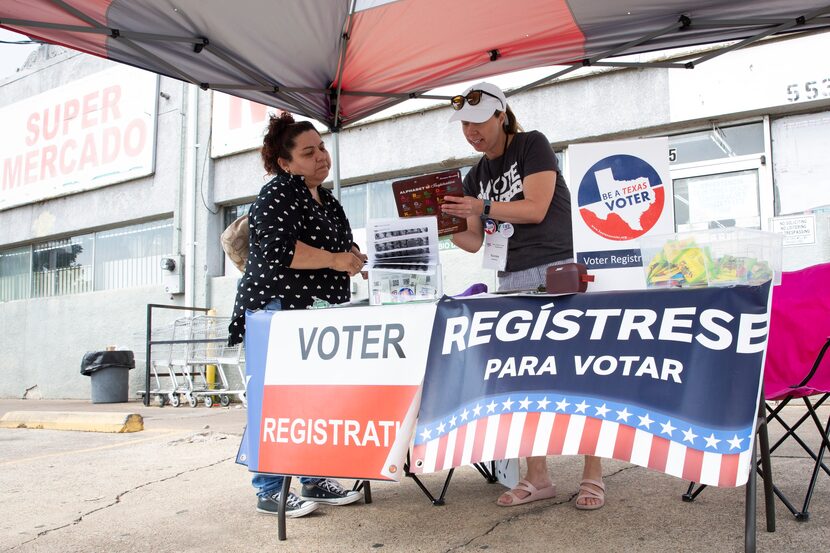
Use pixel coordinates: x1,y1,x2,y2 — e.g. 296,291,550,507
471,416,488,462
339,0,585,120
5,1,830,127
2,0,112,59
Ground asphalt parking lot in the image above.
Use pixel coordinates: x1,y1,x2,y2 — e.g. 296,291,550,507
1,398,827,553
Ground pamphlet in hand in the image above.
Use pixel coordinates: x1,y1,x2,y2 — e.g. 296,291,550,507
391,170,467,236
366,216,442,305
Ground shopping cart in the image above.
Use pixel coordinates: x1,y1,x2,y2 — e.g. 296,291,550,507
188,315,247,407
137,306,246,408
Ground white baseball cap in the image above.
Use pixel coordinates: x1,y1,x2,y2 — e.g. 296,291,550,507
448,82,507,124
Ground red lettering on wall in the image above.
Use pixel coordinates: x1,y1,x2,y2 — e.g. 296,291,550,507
228,96,270,130
40,145,58,180
78,134,99,170
101,127,120,164
42,106,60,141
60,140,77,174
101,85,121,122
26,113,40,146
24,150,39,185
123,119,147,156
63,99,80,135
82,91,99,128
3,79,153,201
2,156,23,190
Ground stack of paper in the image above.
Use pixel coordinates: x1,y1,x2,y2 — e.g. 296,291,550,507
366,217,442,304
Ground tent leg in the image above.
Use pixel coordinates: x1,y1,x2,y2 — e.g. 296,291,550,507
745,436,757,553
278,476,291,541
331,130,341,200
757,405,776,532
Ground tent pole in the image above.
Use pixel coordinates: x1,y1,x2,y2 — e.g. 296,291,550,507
332,130,341,201
184,83,199,308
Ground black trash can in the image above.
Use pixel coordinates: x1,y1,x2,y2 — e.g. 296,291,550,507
81,351,135,403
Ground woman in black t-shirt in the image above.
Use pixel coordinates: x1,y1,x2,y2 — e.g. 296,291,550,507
442,82,605,511
229,113,367,517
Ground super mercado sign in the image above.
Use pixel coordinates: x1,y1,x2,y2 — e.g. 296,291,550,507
0,65,157,211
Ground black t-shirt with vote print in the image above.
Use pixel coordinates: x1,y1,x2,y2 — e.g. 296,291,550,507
462,130,573,273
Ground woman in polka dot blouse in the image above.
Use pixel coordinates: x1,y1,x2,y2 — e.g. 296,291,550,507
228,112,366,346
229,112,368,515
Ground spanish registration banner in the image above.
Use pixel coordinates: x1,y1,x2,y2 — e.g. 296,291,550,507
240,303,435,481
411,285,771,487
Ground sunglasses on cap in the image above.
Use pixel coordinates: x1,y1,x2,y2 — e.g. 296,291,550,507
450,89,504,111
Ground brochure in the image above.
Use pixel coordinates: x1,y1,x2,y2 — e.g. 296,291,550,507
391,170,467,236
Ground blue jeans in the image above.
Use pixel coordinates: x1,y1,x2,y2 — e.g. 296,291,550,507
253,298,320,498
252,474,321,497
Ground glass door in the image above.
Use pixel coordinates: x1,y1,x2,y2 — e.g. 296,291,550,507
670,155,773,232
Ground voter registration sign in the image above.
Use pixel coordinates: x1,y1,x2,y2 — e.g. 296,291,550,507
569,138,675,291
240,303,436,481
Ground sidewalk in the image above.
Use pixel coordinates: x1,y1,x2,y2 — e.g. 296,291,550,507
0,398,827,552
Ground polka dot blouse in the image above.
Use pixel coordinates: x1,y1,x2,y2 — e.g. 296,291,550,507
228,174,354,346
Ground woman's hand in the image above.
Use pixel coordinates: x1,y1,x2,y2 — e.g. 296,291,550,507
351,246,369,280
441,195,484,218
330,251,364,276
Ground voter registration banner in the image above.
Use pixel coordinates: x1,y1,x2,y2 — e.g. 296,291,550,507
569,138,674,291
412,285,771,487
241,303,435,481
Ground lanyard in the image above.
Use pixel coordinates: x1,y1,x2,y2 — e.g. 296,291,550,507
489,132,511,205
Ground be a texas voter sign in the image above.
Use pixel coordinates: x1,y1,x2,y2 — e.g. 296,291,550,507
241,303,435,481
569,138,675,291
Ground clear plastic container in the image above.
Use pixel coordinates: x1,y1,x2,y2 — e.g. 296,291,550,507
639,227,783,288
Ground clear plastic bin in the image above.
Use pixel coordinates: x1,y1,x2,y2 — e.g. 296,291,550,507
639,227,783,288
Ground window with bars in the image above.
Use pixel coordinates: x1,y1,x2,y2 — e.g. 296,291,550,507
0,219,173,302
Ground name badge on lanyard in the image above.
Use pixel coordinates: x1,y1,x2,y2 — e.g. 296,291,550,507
483,227,508,271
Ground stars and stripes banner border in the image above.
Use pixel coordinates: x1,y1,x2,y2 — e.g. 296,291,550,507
410,392,754,487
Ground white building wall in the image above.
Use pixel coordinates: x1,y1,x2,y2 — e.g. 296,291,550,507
0,49,197,398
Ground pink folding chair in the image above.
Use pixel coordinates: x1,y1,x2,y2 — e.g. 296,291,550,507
682,262,830,527
760,262,830,521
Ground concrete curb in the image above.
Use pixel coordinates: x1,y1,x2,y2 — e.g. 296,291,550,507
0,411,144,433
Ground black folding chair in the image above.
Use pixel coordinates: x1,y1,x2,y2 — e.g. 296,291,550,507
758,337,830,520
684,338,829,524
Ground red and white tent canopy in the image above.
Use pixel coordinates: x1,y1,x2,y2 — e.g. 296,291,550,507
3,0,830,129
